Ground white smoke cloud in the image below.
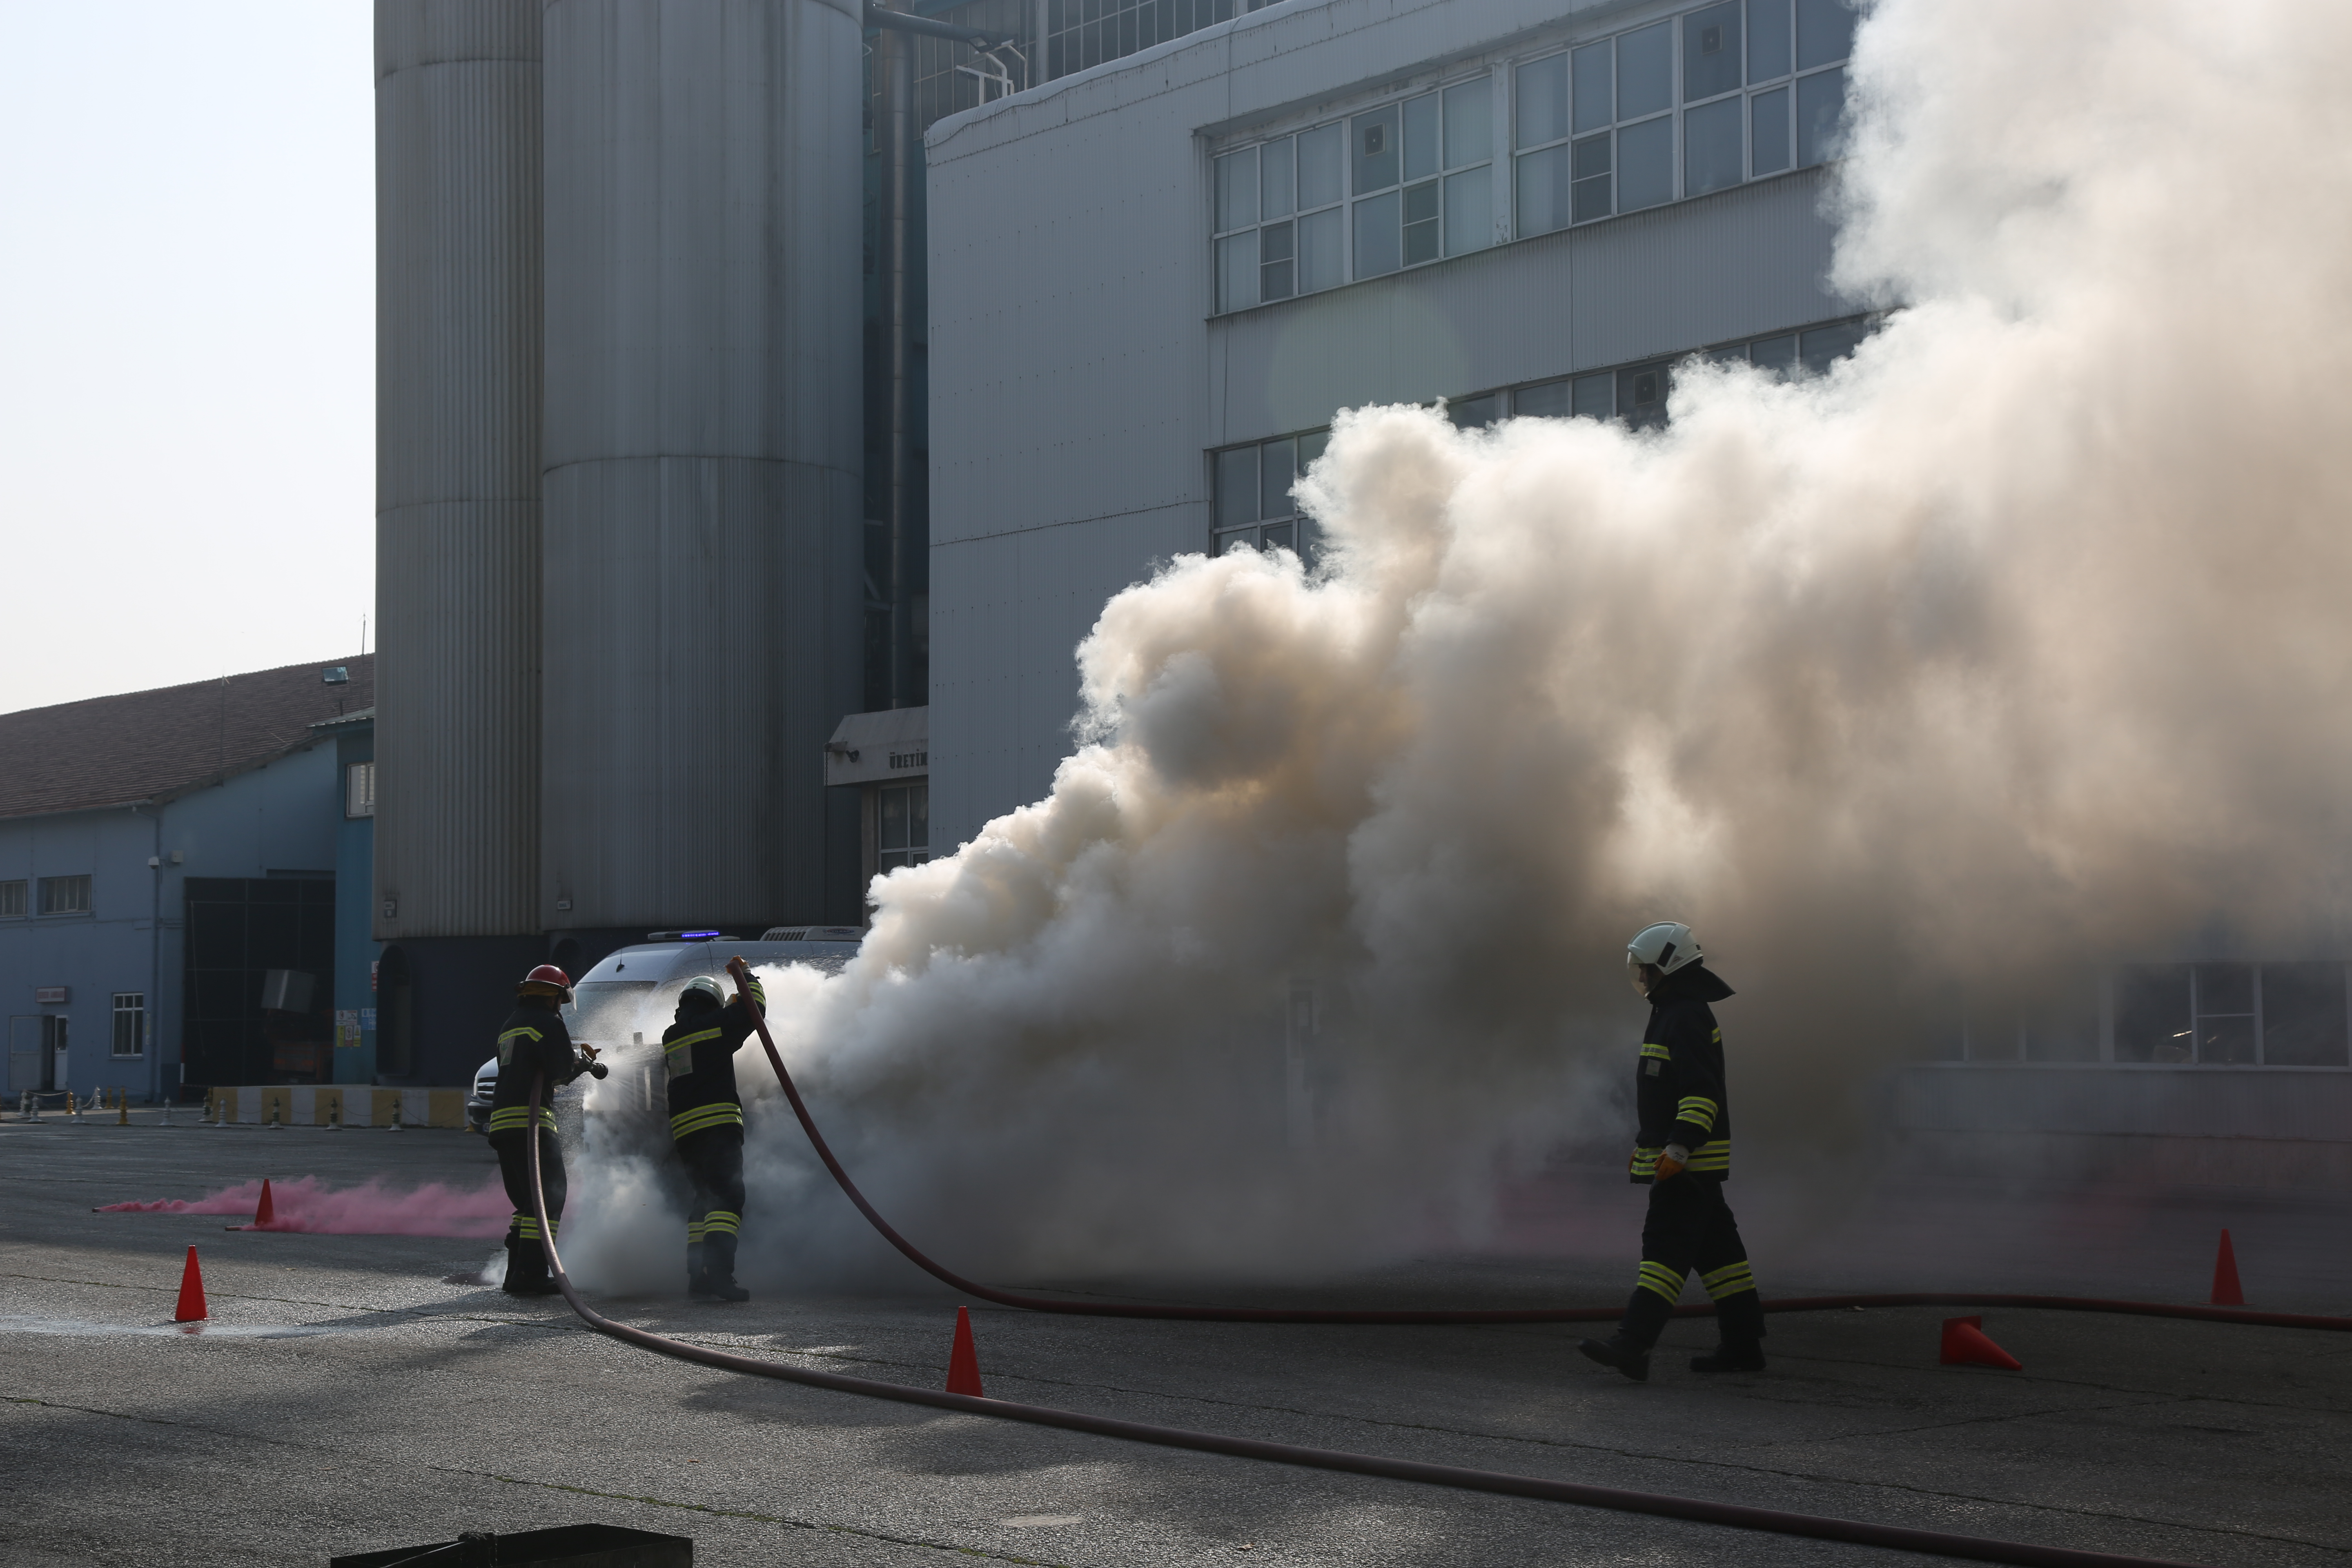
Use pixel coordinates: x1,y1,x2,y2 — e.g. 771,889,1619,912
577,0,2352,1291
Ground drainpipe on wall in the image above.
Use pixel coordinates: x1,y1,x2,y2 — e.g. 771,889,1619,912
876,0,916,711
149,805,162,1105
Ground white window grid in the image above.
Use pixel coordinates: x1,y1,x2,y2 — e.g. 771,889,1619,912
878,782,930,874
112,992,146,1058
346,761,377,820
1212,429,1329,557
1209,1,1854,316
38,875,91,916
0,880,23,919
1207,314,1872,552
1515,0,1853,240
1212,72,1499,315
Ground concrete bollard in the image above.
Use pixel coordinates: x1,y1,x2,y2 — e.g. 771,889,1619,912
159,1096,173,1127
118,1089,129,1126
68,1091,80,1123
326,1102,342,1132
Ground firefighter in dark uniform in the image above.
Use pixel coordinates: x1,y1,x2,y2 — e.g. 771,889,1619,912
487,964,604,1297
1577,922,1766,1381
662,970,765,1301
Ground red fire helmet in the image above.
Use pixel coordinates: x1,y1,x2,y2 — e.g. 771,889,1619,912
518,963,574,1004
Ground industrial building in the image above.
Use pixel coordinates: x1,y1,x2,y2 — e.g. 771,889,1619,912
920,0,1867,845
366,0,2349,1188
0,659,378,1105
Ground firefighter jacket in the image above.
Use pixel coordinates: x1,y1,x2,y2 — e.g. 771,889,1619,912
489,1002,590,1134
661,977,765,1142
1629,962,1736,1183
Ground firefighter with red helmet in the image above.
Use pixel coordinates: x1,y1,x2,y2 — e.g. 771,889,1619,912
488,963,604,1296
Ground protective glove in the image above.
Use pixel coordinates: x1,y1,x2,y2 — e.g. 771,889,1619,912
1653,1143,1690,1180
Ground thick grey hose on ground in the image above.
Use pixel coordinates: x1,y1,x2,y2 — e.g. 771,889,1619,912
526,1076,2213,1568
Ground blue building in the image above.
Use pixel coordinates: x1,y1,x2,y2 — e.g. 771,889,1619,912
0,656,376,1103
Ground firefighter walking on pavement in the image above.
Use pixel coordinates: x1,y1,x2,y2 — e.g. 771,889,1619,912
1578,922,1767,1381
488,964,605,1298
662,965,766,1302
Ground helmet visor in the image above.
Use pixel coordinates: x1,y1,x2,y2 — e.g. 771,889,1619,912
1626,954,1651,997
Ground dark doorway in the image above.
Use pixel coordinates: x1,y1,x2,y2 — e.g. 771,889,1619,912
377,944,415,1077
183,877,336,1086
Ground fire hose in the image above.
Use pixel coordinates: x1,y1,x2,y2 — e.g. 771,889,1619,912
508,968,2342,1566
526,1075,2215,1568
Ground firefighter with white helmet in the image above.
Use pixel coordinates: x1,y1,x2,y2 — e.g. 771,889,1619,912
487,964,604,1296
1577,921,1766,1381
661,969,766,1301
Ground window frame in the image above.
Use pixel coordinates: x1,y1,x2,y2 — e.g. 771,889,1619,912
1210,69,1500,316
1209,428,1331,558
1203,312,1875,555
112,992,147,1059
37,874,91,918
0,880,24,920
876,782,931,875
345,760,377,820
1511,0,1853,242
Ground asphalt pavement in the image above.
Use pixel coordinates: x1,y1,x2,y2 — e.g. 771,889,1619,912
4,1118,2348,1568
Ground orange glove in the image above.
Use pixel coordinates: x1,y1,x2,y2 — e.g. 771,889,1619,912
1653,1144,1690,1180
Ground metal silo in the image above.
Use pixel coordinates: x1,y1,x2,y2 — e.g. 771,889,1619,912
539,0,864,932
373,0,544,944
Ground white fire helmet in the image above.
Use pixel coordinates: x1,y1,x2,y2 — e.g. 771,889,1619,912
1626,921,1701,995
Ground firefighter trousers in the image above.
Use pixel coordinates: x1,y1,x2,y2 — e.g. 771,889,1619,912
1617,1174,1764,1350
490,1127,566,1287
677,1123,746,1287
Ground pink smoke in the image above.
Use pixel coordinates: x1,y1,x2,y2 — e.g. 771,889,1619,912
98,1175,513,1237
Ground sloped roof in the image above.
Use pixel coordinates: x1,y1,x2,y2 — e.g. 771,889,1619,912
0,655,374,821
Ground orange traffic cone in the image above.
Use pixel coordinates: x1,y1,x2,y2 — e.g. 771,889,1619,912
1940,1315,2022,1370
945,1305,985,1397
2211,1229,2245,1305
254,1178,275,1228
174,1246,208,1322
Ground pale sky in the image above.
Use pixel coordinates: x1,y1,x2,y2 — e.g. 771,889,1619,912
0,2,374,715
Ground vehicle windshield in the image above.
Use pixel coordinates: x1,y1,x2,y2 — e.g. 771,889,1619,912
566,980,658,1045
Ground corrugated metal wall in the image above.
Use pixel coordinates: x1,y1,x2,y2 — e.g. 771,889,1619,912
539,0,864,931
373,0,545,940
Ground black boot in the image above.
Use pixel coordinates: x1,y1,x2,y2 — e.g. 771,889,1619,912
501,1240,560,1298
1690,1341,1766,1374
1693,1289,1765,1373
685,1239,707,1298
1576,1334,1651,1383
694,1233,749,1303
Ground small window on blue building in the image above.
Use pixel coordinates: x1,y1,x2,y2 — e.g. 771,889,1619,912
38,875,90,915
0,880,24,919
112,993,146,1058
346,762,376,819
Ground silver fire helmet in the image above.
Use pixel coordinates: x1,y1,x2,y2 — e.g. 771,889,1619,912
1626,921,1701,993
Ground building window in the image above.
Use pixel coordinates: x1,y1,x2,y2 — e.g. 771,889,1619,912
2113,962,2349,1067
38,875,91,916
1206,314,1871,552
112,993,146,1058
346,761,376,819
1212,73,1494,314
1212,430,1329,557
1045,0,1279,82
1508,314,1874,430
0,880,23,919
878,783,929,874
1515,0,1853,240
